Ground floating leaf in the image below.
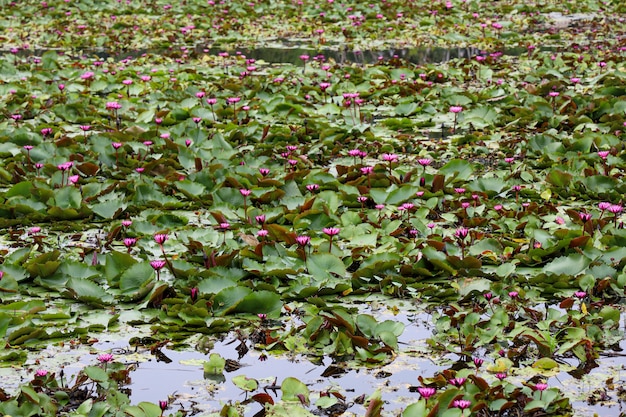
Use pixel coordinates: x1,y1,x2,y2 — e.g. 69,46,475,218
306,253,347,280
532,357,559,370
546,169,573,188
252,393,275,406
394,102,419,116
91,200,126,219
232,375,258,392
197,277,237,294
119,262,154,299
83,366,108,382
315,396,338,409
543,254,591,275
123,402,162,417
402,401,426,417
64,278,114,306
213,286,252,315
53,186,83,210
462,106,499,128
203,353,226,376
233,290,282,314
495,262,516,278
281,377,309,404
439,159,474,182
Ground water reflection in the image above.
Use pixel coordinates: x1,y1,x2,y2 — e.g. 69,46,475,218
5,45,496,65
94,335,443,416
0,308,623,416
89,312,442,416
203,45,482,65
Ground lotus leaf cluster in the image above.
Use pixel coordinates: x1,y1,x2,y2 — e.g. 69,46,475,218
1,0,626,416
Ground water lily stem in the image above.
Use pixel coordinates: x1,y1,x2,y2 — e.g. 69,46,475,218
210,104,216,122
243,197,250,223
160,247,177,280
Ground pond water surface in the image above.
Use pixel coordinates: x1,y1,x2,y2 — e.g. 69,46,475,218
86,311,626,416
1,308,625,416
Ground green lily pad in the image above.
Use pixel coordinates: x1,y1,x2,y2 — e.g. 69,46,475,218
232,375,258,392
203,353,226,376
281,377,309,404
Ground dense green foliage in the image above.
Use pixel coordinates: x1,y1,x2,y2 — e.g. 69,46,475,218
0,0,625,416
